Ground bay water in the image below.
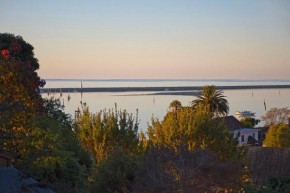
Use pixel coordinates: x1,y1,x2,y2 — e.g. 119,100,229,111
42,79,290,131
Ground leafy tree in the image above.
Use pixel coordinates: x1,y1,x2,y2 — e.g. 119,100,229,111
268,176,290,192
15,100,91,192
138,130,149,154
263,124,290,147
43,98,93,172
241,116,260,128
30,151,85,190
242,184,273,193
261,107,290,127
90,149,137,193
168,100,182,112
147,104,240,160
0,33,45,150
245,176,290,193
192,85,229,116
0,34,91,192
75,103,140,164
43,97,72,128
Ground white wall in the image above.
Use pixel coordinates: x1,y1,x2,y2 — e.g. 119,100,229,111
238,131,259,145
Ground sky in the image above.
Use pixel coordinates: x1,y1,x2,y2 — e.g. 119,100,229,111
1,0,290,79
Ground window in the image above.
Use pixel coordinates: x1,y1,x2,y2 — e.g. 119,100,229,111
241,135,244,143
252,133,255,139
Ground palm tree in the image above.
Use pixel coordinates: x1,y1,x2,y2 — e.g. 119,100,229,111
169,100,182,112
192,85,229,116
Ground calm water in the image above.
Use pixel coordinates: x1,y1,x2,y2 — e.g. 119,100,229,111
44,79,290,88
42,82,290,132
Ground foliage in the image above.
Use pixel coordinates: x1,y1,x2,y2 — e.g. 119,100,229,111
131,146,245,193
0,33,266,192
75,103,140,164
261,107,290,127
0,33,45,150
44,97,72,128
44,98,93,172
168,100,182,112
0,34,92,192
242,176,290,192
31,151,85,188
13,108,89,192
192,85,229,116
263,124,290,147
240,116,260,128
90,149,137,193
147,104,240,160
240,184,273,193
268,176,290,192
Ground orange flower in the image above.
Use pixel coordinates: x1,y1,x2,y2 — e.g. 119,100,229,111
1,49,9,59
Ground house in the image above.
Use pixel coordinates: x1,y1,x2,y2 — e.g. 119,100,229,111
234,128,260,146
222,116,260,146
0,150,15,167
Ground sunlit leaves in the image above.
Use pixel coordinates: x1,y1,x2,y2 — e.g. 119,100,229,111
0,33,45,150
75,103,140,164
147,103,240,160
264,124,290,147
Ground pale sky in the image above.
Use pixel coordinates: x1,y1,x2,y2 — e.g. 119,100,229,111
1,0,290,79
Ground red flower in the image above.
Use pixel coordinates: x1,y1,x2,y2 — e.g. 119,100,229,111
1,49,9,59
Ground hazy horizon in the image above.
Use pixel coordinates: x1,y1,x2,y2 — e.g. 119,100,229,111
44,78,290,81
1,0,290,79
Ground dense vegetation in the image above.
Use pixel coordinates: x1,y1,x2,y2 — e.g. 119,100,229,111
264,124,290,147
146,103,240,160
75,103,141,164
0,33,90,192
1,33,290,192
240,116,260,128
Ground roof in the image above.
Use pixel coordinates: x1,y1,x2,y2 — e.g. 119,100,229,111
221,116,246,131
246,136,259,146
0,167,54,193
0,150,16,159
255,126,269,133
246,147,290,185
233,128,260,134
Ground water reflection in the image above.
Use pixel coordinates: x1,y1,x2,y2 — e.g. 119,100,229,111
42,88,290,131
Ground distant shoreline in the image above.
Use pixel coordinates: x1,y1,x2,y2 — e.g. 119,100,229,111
45,78,290,82
41,85,290,94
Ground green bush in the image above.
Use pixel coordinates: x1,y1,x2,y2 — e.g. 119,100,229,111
90,149,137,193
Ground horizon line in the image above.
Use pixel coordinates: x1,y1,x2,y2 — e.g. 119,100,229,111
43,78,290,82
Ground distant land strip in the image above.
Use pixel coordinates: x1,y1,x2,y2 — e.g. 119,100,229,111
41,85,290,93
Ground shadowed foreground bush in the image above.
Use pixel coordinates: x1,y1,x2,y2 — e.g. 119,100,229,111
90,145,245,193
131,146,245,193
90,149,137,193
